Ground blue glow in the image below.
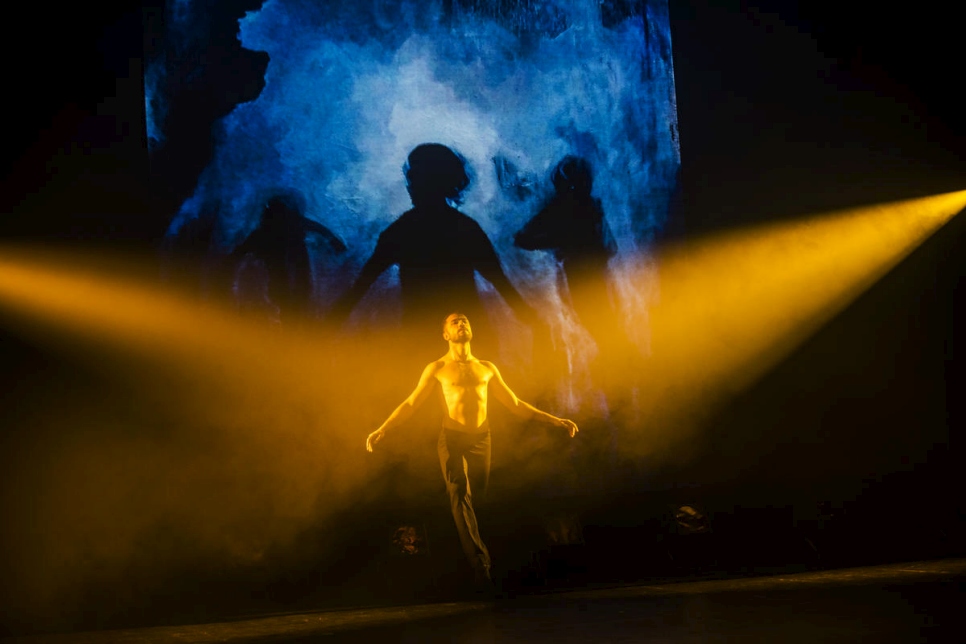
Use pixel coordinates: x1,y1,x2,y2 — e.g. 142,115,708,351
163,0,678,391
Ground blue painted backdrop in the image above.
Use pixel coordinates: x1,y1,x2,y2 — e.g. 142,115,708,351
149,0,678,401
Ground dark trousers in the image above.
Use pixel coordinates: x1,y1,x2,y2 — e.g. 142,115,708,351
437,425,491,574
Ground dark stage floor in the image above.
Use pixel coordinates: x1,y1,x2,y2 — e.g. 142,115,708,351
6,559,964,643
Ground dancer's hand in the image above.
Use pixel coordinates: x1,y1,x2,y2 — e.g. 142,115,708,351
558,419,578,438
366,428,385,452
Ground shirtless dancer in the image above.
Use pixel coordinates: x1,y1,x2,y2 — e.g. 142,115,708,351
367,313,578,584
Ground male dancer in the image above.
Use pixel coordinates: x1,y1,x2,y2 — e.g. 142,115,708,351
366,313,578,585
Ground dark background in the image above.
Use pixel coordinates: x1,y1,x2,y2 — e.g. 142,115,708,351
1,0,964,633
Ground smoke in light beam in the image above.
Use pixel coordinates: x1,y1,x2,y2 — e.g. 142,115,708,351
625,190,966,453
0,249,406,615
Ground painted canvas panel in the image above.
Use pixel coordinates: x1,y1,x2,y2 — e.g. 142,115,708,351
146,0,679,408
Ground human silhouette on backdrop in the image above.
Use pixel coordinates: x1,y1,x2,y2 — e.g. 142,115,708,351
330,144,536,353
231,194,346,323
161,199,227,298
514,156,633,380
366,313,578,590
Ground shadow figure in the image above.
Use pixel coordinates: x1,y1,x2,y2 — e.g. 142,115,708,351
514,156,633,374
331,143,535,352
161,198,255,309
514,156,640,475
231,194,346,324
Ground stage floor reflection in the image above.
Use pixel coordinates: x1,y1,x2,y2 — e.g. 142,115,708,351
11,559,965,643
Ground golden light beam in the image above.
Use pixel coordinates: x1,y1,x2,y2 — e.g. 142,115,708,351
631,190,966,444
0,249,379,602
0,248,364,415
0,250,290,371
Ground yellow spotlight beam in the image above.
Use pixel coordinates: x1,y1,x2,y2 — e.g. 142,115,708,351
636,190,966,443
0,250,292,370
0,249,361,411
0,249,374,560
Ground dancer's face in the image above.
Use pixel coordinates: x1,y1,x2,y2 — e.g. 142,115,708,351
443,313,472,343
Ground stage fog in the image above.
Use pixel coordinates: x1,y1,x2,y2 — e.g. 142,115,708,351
2,0,961,636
